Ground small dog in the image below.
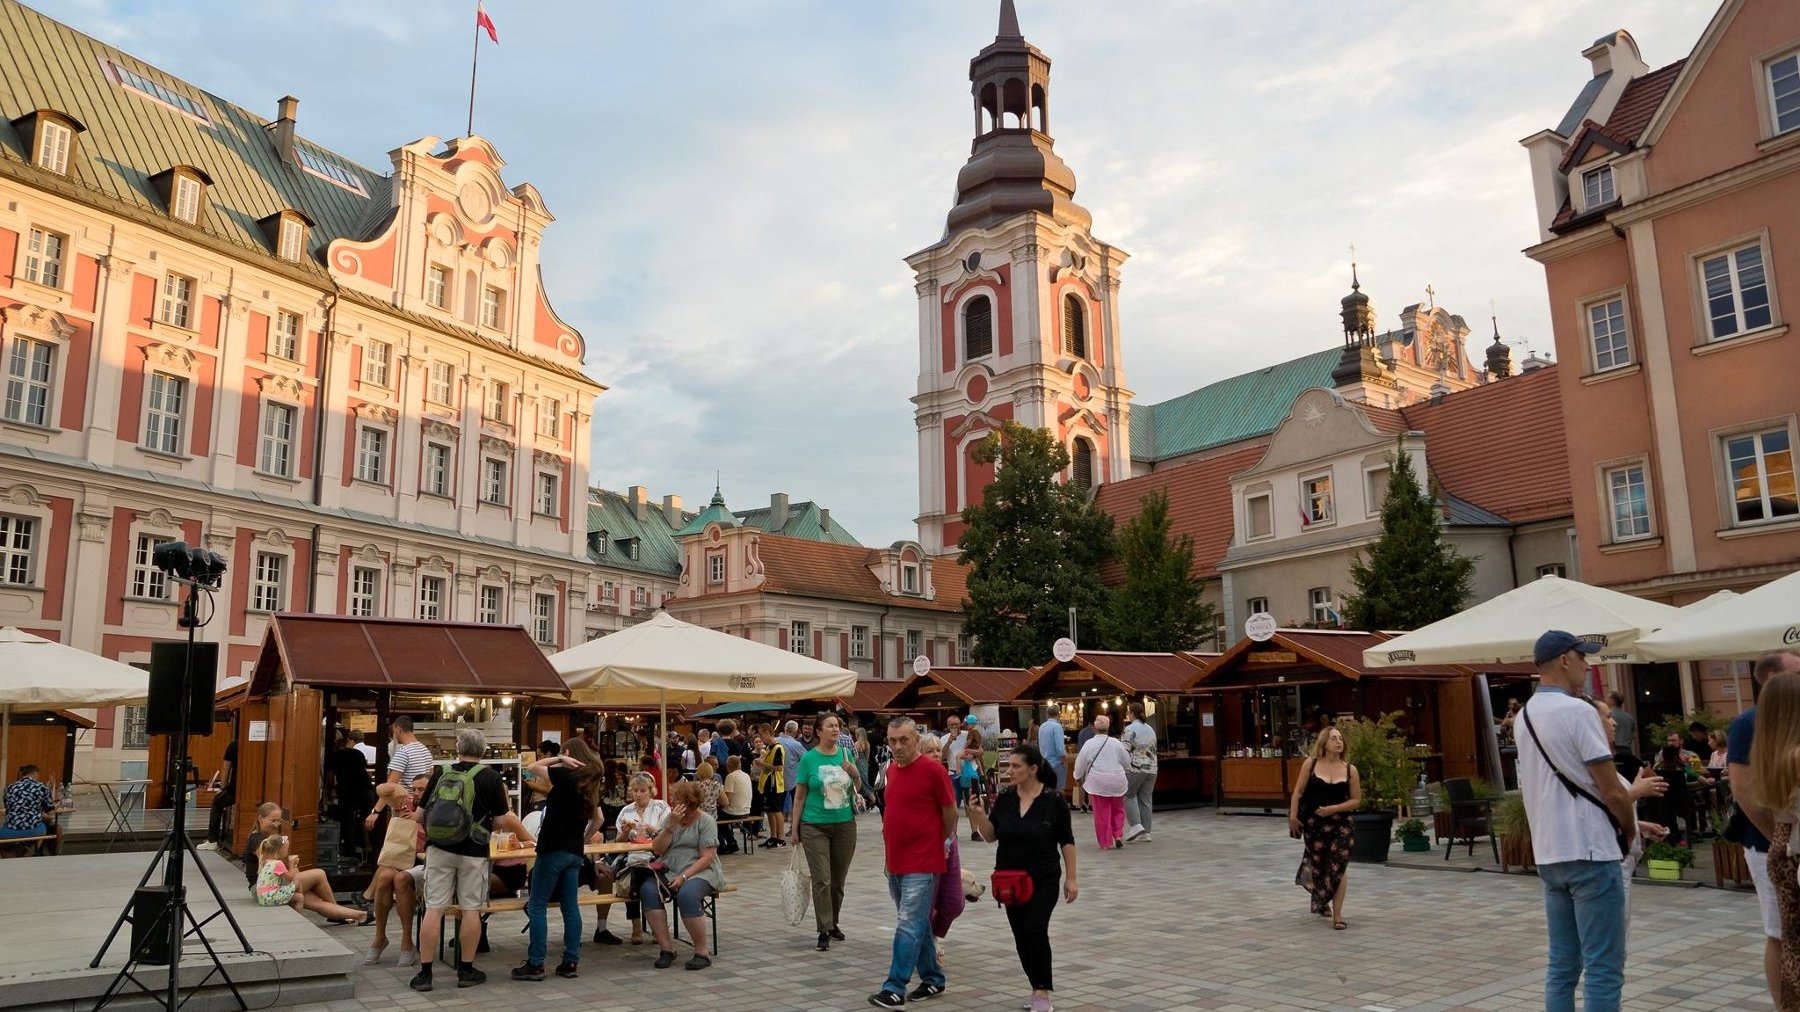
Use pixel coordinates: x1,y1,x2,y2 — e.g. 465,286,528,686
962,869,986,902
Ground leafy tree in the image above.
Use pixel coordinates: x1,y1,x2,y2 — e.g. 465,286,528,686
958,422,1114,667
1100,489,1216,651
1343,441,1475,631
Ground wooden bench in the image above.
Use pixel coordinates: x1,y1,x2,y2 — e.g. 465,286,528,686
0,833,58,857
433,884,739,960
715,816,761,855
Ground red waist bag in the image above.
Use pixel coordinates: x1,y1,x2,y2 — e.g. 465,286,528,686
990,869,1034,906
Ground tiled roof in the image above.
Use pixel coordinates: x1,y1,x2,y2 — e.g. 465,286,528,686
1555,61,1686,173
1025,652,1206,696
1397,366,1571,523
1094,443,1271,581
834,678,908,713
753,536,970,612
586,489,686,577
887,667,1036,708
1130,347,1341,463
1191,629,1471,689
735,500,862,546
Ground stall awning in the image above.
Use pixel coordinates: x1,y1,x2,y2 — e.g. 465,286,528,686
248,614,571,697
1020,651,1208,698
835,678,909,714
1187,630,1476,690
884,667,1033,710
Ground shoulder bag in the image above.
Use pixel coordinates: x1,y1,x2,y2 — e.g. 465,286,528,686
1520,704,1630,856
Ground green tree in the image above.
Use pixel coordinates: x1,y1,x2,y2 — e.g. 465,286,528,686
959,422,1114,667
1343,441,1475,631
1100,489,1216,651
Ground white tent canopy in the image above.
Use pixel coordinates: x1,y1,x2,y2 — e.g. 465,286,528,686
1635,570,1800,661
0,627,149,786
552,611,857,706
1362,576,1682,668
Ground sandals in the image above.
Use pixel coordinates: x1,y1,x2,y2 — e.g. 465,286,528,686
653,950,677,969
1333,919,1347,930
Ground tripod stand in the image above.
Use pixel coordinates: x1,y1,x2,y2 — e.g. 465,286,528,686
90,577,252,1012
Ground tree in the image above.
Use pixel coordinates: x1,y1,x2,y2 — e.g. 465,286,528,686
958,422,1114,667
1100,489,1215,651
1343,440,1475,631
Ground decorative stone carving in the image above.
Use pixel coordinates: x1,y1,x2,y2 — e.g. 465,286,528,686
480,564,507,583
480,435,513,456
141,507,178,529
223,293,252,321
353,543,384,564
532,574,556,591
257,373,306,401
1013,241,1041,263
454,573,476,592
101,255,136,281
484,239,513,269
78,511,110,543
261,528,290,547
914,278,939,298
3,484,42,507
533,448,564,468
419,553,451,573
142,342,197,375
424,419,459,441
4,304,76,339
354,402,398,426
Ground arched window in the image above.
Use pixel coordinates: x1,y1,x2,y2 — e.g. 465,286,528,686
963,295,993,361
1071,437,1094,491
1062,292,1087,358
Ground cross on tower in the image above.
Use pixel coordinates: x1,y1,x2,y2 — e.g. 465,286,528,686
1424,283,1436,309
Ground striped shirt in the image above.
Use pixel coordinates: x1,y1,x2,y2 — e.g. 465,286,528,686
388,740,436,784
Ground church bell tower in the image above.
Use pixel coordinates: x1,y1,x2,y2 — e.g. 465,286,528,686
907,0,1132,556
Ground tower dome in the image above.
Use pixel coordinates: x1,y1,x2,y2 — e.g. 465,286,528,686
1339,262,1377,345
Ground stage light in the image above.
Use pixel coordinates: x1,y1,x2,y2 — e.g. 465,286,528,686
150,540,227,588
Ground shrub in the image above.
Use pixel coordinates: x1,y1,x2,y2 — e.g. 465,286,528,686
1339,711,1421,813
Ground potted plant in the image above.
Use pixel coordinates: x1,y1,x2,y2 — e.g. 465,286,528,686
1395,818,1430,852
1341,712,1422,863
1494,791,1534,872
1645,840,1694,881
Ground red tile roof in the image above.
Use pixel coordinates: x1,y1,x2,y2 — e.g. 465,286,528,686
1556,61,1685,173
835,678,909,713
752,535,969,612
1095,443,1270,581
1190,630,1472,689
1397,365,1572,523
1023,651,1207,696
884,667,1035,708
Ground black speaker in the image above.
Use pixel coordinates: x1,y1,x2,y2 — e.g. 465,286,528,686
147,641,217,736
130,885,175,964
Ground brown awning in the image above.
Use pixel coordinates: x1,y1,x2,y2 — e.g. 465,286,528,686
883,667,1034,710
248,614,570,697
1019,651,1208,699
835,678,908,714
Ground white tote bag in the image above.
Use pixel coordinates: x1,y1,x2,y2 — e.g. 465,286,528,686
780,844,812,927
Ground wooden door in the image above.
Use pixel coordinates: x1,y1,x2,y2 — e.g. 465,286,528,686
232,700,270,853
276,688,325,865
145,716,231,808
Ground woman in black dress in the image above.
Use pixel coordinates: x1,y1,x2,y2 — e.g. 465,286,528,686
1287,725,1360,929
966,742,1077,1012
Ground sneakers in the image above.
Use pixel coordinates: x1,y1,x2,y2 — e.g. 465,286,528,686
456,965,486,988
1028,997,1054,1012
816,932,831,951
1112,839,1124,849
908,982,945,1001
408,969,432,992
1132,832,1152,843
195,840,219,852
828,925,846,941
555,960,578,979
868,991,906,1008
1125,824,1147,842
592,928,622,945
510,963,546,982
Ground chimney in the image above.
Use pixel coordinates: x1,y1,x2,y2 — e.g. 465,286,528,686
769,493,790,532
273,96,299,164
662,493,683,527
818,507,830,534
628,485,648,521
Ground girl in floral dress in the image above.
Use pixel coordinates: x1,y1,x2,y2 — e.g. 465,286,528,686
1287,726,1361,929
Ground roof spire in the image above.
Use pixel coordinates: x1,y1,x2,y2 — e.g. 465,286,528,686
998,0,1022,39
712,471,724,506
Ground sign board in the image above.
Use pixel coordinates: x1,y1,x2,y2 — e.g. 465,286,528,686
1245,613,1277,642
1247,650,1298,664
971,704,1001,741
542,729,562,744
1052,637,1077,663
912,654,932,677
1202,712,1215,727
247,720,269,742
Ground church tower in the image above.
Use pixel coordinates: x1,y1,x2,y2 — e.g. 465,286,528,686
907,0,1131,556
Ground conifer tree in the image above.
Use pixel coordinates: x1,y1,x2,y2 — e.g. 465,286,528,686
1100,490,1215,650
1344,442,1475,631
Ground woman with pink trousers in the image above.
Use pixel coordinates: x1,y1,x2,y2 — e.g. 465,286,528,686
1072,715,1131,849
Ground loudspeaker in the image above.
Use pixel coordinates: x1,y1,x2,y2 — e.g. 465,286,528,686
147,641,218,736
129,885,175,964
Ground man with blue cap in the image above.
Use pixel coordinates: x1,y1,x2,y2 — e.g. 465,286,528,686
1516,630,1637,1012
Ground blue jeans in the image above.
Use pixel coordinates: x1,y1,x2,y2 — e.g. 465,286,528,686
525,850,584,967
882,872,944,997
1539,859,1627,1012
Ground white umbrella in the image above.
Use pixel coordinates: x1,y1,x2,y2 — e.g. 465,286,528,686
0,627,149,787
1636,570,1800,661
1362,575,1682,668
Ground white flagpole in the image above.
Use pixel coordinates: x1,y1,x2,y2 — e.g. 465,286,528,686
467,3,482,136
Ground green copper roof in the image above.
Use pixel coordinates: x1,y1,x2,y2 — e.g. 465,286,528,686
734,500,861,546
586,490,686,578
673,488,739,538
1131,347,1342,463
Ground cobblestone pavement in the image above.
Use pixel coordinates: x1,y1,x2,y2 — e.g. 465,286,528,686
312,809,1773,1012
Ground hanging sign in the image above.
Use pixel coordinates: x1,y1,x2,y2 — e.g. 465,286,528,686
1052,637,1077,663
1245,613,1277,642
913,654,932,677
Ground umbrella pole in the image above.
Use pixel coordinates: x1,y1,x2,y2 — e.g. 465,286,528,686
1,703,9,793
659,692,667,801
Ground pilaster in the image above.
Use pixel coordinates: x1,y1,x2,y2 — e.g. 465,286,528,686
208,292,253,488
84,255,136,467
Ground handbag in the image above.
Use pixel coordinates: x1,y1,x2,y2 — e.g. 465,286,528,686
780,845,812,926
990,868,1034,906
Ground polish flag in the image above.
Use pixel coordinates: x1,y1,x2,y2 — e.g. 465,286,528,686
1299,503,1311,528
476,3,498,43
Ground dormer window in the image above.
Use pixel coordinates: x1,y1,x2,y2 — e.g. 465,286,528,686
13,111,85,176
1581,164,1615,208
278,218,306,261
151,166,211,225
596,530,609,556
174,175,201,222
901,563,919,594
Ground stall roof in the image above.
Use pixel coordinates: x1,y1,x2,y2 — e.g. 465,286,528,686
248,615,571,697
1187,630,1474,690
834,678,910,714
884,667,1034,710
1021,651,1208,698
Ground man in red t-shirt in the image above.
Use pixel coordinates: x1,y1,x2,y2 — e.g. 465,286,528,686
869,716,957,1008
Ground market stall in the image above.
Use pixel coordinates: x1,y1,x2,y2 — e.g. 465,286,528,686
879,667,1033,728
525,703,682,762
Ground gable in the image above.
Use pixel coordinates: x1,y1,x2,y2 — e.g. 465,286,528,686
1234,388,1397,481
1642,0,1798,191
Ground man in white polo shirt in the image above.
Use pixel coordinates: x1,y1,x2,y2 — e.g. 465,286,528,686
1516,630,1637,1012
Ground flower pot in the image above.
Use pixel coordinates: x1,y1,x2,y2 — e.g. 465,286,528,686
1350,811,1395,863
1401,836,1430,852
1499,831,1535,872
1646,859,1683,882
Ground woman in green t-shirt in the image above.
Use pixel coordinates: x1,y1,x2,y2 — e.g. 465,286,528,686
787,712,863,950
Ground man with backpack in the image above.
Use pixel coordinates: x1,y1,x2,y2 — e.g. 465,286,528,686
411,728,533,992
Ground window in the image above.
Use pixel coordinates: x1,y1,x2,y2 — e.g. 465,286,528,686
957,635,971,665
485,381,509,422
905,629,922,661
850,625,868,659
534,593,557,644
143,372,186,454
120,705,148,750
158,274,194,329
271,311,300,361
349,566,381,617
417,575,444,621
902,564,919,594
257,402,296,477
22,227,65,288
632,585,648,608
425,265,450,309
355,426,388,484
1247,596,1270,616
106,60,212,124
601,581,615,603
596,531,608,557
1309,587,1333,625
36,120,71,174
278,217,305,262
790,621,811,656
535,472,559,516
362,340,392,387
707,552,726,585
1725,427,1797,526
1061,292,1086,357
1070,437,1094,490
479,584,505,624
4,338,55,427
1605,464,1652,541
1769,52,1800,136
171,175,201,224
480,286,504,329
295,146,369,197
1586,297,1630,371
428,362,455,404
1364,466,1391,516
1581,164,1615,207
1700,243,1773,341
629,540,641,561
482,457,509,505
540,398,561,438
0,515,36,586
1302,473,1334,525
131,534,172,600
963,295,993,361
1536,564,1567,579
1245,492,1273,540
250,552,285,612
423,442,452,497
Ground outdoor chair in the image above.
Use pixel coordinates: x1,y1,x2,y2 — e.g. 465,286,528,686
1442,777,1499,863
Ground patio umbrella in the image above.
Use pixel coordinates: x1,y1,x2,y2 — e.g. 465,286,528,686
0,627,149,786
688,701,786,719
1361,575,1682,668
1636,571,1800,661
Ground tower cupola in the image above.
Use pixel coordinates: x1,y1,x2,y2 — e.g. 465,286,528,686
1339,262,1377,346
1485,312,1514,379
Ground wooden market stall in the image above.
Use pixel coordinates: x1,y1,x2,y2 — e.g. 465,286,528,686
1186,629,1494,810
881,668,1033,727
2,709,89,788
525,703,682,763
233,614,569,864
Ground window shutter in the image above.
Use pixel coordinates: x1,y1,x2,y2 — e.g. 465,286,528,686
964,296,993,360
1062,293,1086,357
1071,437,1094,490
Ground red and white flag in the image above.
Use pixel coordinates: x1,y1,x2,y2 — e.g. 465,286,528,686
1298,503,1311,528
476,2,498,43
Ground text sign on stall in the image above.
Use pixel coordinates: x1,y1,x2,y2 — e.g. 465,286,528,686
913,655,931,677
247,720,269,742
1247,651,1298,664
1052,638,1077,663
1245,613,1277,642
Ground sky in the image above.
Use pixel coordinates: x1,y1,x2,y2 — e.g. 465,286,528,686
36,0,1719,545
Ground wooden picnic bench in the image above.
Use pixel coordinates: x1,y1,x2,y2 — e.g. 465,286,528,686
432,884,740,960
0,833,58,857
715,816,760,854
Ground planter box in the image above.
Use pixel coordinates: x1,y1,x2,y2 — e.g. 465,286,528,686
1713,839,1751,889
1401,836,1431,852
1499,831,1535,872
1646,859,1683,882
1350,811,1395,864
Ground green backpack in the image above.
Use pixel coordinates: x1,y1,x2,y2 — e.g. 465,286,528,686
424,765,490,848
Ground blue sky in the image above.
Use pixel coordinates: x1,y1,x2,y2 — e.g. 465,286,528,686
38,0,1718,544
